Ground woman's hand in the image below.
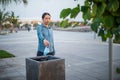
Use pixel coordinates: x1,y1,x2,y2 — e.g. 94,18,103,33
43,39,50,47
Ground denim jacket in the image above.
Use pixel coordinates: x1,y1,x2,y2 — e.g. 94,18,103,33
37,24,55,53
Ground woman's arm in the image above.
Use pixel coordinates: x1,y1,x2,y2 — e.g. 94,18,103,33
37,25,50,47
37,25,44,41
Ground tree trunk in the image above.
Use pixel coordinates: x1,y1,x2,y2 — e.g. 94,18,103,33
109,38,114,80
0,22,2,33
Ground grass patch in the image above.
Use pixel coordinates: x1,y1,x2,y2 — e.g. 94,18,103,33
0,50,15,59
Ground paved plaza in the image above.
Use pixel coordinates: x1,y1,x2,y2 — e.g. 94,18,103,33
0,30,120,80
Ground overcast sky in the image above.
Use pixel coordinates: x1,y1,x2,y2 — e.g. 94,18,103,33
0,0,85,21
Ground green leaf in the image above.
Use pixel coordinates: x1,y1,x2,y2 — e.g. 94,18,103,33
98,29,107,41
102,35,107,41
60,8,71,19
111,7,120,17
91,3,97,17
93,16,103,23
82,6,91,21
97,2,106,16
108,0,119,12
103,15,114,29
91,22,100,33
70,4,80,18
81,5,90,20
84,0,91,6
98,28,104,36
81,6,89,13
112,25,120,34
116,17,120,24
106,30,113,38
60,19,70,28
94,0,106,2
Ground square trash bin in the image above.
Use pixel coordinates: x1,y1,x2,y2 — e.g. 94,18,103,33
26,56,65,80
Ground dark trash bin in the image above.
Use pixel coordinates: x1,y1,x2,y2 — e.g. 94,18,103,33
26,56,65,80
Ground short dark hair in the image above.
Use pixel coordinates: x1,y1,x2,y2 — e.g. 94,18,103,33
42,12,51,19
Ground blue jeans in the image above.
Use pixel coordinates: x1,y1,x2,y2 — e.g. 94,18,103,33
37,51,55,56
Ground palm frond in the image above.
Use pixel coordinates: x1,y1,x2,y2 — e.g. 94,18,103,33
0,0,28,7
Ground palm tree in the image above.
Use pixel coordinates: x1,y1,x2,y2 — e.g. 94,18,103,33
7,11,19,33
0,0,28,33
0,9,9,33
0,0,28,7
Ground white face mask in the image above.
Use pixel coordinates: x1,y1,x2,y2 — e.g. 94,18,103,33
44,47,49,56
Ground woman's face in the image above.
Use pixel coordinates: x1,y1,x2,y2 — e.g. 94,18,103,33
43,15,51,26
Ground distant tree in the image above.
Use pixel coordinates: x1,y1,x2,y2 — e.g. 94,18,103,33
3,21,11,32
7,11,19,33
49,22,53,27
0,0,28,32
33,23,38,28
0,9,9,33
55,21,60,27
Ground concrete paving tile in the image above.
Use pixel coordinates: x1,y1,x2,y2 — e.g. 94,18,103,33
0,59,8,66
0,70,21,77
0,75,26,80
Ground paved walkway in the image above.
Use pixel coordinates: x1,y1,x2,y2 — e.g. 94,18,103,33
0,30,120,80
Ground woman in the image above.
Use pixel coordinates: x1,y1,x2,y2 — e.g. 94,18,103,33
37,12,55,56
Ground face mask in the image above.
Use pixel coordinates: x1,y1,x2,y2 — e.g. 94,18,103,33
44,47,49,56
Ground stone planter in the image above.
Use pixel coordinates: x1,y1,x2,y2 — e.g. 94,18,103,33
26,56,65,80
